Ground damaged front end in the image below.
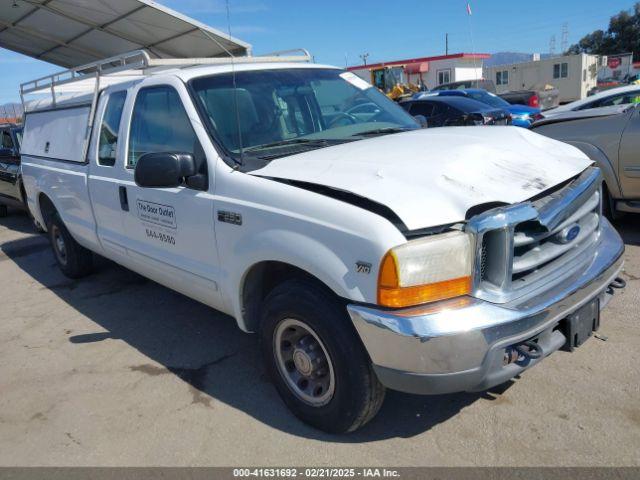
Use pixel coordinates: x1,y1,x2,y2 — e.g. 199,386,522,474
347,166,625,395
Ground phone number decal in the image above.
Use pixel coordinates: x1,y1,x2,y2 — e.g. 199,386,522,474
145,228,176,245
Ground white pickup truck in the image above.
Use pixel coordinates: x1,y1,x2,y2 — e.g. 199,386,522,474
20,51,625,433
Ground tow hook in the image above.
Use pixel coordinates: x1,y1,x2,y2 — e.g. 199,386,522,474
608,277,626,295
504,340,543,365
610,277,626,289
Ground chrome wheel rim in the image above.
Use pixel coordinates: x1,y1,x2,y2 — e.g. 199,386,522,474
274,318,335,407
51,225,67,266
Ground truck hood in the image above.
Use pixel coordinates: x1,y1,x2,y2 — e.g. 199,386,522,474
250,127,592,231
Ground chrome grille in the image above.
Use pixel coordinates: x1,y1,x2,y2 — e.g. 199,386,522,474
511,190,600,287
469,167,603,304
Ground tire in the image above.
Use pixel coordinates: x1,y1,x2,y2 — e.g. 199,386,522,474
48,213,93,279
602,186,624,222
0,204,7,218
261,278,385,433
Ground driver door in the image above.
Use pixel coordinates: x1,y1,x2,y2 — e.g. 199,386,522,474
0,129,20,200
119,81,223,308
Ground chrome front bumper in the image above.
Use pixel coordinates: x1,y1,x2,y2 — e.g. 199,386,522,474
347,219,625,395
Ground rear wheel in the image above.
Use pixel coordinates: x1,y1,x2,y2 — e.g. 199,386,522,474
261,278,385,433
48,213,93,278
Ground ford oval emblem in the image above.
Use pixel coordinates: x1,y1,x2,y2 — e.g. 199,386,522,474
557,224,581,244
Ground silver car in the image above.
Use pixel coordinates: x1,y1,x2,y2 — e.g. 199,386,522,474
531,104,640,218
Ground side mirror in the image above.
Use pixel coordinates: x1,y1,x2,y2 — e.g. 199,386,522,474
0,148,17,159
413,115,429,128
134,152,197,188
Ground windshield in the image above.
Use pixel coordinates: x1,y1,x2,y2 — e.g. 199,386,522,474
190,68,418,162
465,91,510,109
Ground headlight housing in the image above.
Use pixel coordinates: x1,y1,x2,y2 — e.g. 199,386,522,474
377,231,474,308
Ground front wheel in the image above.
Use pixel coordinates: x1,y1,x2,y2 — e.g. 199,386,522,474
261,278,385,433
48,213,94,279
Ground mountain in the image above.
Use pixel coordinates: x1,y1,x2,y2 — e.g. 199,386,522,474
0,102,22,122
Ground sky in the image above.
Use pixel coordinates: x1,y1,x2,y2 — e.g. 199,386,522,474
0,0,637,105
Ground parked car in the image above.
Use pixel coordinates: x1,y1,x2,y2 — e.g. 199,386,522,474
531,103,640,218
21,52,625,433
427,89,543,127
0,123,25,217
545,84,640,118
498,88,560,111
400,95,512,127
431,79,497,93
589,77,625,95
431,79,559,111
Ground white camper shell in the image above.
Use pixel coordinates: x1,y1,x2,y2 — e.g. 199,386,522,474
20,49,625,433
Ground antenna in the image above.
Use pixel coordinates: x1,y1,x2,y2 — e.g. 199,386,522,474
549,35,556,56
561,22,569,54
226,0,244,166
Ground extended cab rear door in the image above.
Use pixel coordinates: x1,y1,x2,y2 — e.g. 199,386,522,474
117,77,223,308
88,87,130,255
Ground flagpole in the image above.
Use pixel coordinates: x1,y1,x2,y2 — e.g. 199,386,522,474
466,2,479,81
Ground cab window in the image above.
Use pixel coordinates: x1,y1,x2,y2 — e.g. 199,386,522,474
98,91,126,166
127,86,200,169
1,130,14,150
408,102,434,117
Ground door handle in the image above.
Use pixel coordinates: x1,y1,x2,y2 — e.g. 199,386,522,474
119,186,129,211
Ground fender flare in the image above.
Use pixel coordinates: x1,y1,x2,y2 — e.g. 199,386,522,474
230,229,372,332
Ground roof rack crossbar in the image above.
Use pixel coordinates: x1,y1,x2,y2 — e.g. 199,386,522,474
19,48,313,113
20,50,150,96
20,48,312,98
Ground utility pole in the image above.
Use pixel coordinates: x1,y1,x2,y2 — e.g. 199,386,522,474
445,33,449,55
359,53,370,66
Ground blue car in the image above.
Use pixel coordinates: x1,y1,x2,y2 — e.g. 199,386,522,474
415,89,544,127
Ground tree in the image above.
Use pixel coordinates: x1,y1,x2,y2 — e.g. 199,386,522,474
566,2,640,60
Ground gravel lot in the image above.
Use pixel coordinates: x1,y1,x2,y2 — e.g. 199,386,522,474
0,208,638,467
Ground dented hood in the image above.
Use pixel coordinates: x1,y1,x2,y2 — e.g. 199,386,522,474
250,127,592,231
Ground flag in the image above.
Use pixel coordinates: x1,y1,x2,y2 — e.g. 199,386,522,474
466,2,472,15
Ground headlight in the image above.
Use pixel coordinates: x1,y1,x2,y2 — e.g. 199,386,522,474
377,231,474,308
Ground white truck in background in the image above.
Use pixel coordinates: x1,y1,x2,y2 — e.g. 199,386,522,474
20,50,625,433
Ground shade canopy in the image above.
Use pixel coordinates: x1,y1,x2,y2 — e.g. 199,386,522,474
0,0,252,68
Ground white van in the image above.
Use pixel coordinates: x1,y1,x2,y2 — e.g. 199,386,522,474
20,50,625,433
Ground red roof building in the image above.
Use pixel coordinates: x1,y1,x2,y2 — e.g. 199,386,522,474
347,53,490,89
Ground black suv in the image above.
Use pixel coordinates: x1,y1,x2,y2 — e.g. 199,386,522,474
0,124,25,217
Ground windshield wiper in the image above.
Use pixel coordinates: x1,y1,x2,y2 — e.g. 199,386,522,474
350,126,416,137
244,138,335,152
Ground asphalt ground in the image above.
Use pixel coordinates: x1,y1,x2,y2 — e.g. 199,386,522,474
0,208,638,466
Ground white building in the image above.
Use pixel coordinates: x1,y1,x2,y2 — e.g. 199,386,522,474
484,53,600,103
347,53,489,90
